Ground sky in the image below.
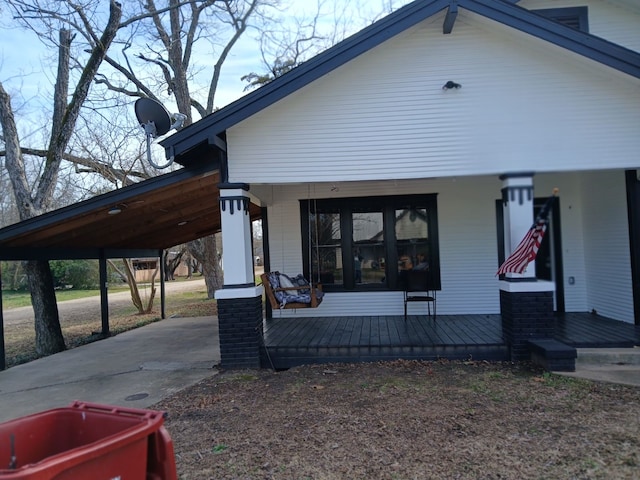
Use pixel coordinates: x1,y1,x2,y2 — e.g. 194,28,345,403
0,0,411,118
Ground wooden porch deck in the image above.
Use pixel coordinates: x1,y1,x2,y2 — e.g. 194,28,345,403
261,312,640,370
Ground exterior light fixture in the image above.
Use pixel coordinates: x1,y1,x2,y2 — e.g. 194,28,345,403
108,206,122,215
442,80,462,90
177,221,188,226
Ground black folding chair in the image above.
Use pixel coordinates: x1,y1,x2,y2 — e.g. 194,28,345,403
403,269,436,321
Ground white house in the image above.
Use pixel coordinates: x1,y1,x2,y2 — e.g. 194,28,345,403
159,0,640,368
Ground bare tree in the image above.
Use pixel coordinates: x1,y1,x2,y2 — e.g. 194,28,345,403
0,0,412,358
242,0,413,90
187,235,222,298
0,1,123,355
108,259,158,314
164,245,188,281
92,0,282,297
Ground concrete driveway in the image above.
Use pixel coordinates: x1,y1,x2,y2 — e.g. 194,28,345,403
0,315,220,423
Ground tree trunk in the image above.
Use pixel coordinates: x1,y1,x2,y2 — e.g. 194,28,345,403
189,235,222,298
24,260,66,355
164,246,186,281
1,2,122,360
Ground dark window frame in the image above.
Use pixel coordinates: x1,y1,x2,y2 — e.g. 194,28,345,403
533,6,589,33
300,194,440,293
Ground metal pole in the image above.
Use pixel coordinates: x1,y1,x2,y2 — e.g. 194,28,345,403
0,262,5,370
160,250,166,319
99,252,110,336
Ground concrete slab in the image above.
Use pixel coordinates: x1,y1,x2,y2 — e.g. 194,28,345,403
0,316,220,422
557,364,640,387
575,346,640,366
556,347,640,387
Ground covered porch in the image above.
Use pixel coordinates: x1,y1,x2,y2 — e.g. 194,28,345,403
261,312,640,370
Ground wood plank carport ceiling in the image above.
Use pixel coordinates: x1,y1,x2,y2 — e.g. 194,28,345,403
0,170,262,251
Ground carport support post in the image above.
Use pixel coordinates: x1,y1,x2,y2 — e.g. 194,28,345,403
498,174,555,361
160,249,166,320
0,262,5,370
99,252,110,336
215,184,263,369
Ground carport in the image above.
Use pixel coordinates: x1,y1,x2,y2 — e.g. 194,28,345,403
0,158,262,369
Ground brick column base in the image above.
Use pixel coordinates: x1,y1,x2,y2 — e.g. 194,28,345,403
500,289,555,361
217,295,263,369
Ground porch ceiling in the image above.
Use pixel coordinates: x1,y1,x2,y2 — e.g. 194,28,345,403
0,163,262,258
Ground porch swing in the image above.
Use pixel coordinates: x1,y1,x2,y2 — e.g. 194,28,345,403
260,194,324,310
261,272,324,310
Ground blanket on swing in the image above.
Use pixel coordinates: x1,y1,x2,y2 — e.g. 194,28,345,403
266,272,324,308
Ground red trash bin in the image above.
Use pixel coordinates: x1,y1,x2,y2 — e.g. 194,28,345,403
0,401,177,480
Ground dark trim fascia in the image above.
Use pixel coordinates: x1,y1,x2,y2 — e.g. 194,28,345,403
159,0,451,158
625,170,640,325
218,182,250,191
0,159,219,245
209,135,227,152
499,172,535,180
261,206,272,319
443,1,458,34
222,282,256,289
535,196,564,313
461,0,640,78
0,247,160,261
161,0,640,165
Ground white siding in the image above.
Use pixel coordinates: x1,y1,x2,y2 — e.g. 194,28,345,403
580,171,634,321
263,176,503,318
227,9,640,184
520,0,640,51
536,173,588,312
233,2,637,322
260,171,634,322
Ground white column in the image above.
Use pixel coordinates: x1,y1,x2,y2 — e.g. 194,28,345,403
501,173,536,280
218,185,255,287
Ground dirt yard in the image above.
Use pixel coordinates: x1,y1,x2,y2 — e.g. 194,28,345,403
154,359,640,480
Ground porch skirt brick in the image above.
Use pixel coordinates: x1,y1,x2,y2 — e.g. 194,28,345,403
217,295,263,369
500,289,555,361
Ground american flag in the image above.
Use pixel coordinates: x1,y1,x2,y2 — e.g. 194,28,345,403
497,191,557,276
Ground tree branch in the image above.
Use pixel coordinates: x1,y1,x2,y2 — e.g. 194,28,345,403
207,0,258,113
0,82,36,220
0,147,149,185
35,0,124,210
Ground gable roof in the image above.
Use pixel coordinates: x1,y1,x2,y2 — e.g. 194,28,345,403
161,0,640,166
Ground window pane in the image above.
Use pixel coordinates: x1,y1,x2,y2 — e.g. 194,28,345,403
396,208,430,272
311,212,342,285
353,212,385,285
302,195,438,292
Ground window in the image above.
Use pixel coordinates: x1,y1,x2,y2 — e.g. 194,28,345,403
533,7,589,33
301,194,440,292
133,260,158,270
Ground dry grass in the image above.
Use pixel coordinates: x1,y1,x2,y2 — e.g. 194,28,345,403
3,287,217,368
5,280,640,479
155,360,640,480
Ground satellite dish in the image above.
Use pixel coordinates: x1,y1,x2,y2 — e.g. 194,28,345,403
134,98,187,169
135,98,172,137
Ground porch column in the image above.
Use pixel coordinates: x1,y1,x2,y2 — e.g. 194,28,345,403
215,183,263,369
499,173,555,361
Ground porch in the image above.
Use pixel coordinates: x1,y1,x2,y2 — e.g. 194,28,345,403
261,312,640,370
